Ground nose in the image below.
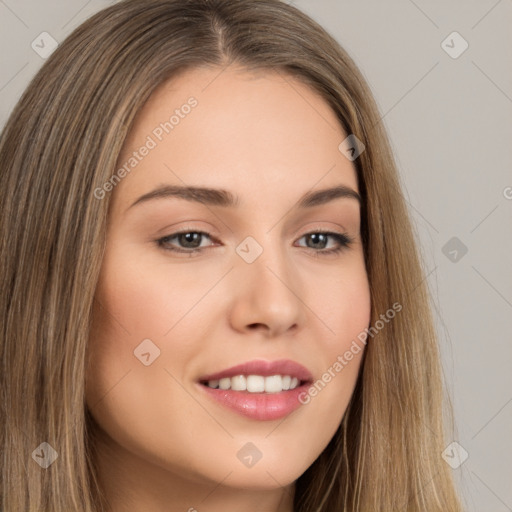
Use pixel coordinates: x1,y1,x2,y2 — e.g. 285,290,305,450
228,240,305,338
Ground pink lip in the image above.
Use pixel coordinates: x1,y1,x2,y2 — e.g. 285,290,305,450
198,359,313,382
197,359,314,421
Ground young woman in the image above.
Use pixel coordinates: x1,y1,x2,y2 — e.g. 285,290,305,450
0,0,464,510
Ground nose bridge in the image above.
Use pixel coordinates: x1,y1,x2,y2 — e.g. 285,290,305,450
230,230,304,335
235,231,289,288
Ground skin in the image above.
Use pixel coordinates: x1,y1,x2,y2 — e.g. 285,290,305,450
86,65,371,512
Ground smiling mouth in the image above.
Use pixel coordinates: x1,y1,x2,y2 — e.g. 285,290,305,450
199,374,310,393
197,359,314,420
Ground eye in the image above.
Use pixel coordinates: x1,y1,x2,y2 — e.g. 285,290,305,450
155,229,353,256
295,230,353,256
156,230,215,255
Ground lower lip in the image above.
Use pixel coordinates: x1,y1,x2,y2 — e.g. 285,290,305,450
197,383,310,421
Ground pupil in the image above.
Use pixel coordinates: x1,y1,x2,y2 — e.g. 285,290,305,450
180,233,200,248
310,233,326,249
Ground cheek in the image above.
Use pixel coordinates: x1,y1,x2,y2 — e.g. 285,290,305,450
325,274,371,330
318,256,372,352
85,246,184,420
303,261,370,426
91,240,226,342
85,253,209,477
93,259,186,338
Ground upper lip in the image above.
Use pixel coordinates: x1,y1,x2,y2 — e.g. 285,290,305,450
198,359,314,383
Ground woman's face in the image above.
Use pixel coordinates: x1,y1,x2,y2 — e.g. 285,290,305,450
86,65,370,496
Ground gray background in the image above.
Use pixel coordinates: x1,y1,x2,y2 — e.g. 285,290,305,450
1,0,511,510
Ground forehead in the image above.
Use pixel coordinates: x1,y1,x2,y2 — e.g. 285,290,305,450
112,65,358,212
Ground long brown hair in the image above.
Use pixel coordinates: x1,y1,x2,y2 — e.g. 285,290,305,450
0,0,463,510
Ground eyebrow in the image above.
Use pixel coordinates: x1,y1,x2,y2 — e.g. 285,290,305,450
128,183,361,211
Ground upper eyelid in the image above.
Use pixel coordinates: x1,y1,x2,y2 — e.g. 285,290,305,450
160,227,349,238
154,215,357,239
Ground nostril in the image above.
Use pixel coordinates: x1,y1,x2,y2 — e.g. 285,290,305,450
248,323,266,330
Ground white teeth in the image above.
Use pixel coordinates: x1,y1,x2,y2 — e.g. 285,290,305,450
265,375,282,393
231,375,246,391
204,374,302,393
246,375,265,392
218,377,231,390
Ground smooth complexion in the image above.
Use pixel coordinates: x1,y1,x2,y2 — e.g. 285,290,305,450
86,65,371,512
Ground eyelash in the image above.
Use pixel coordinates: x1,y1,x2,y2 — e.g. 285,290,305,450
155,229,354,257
